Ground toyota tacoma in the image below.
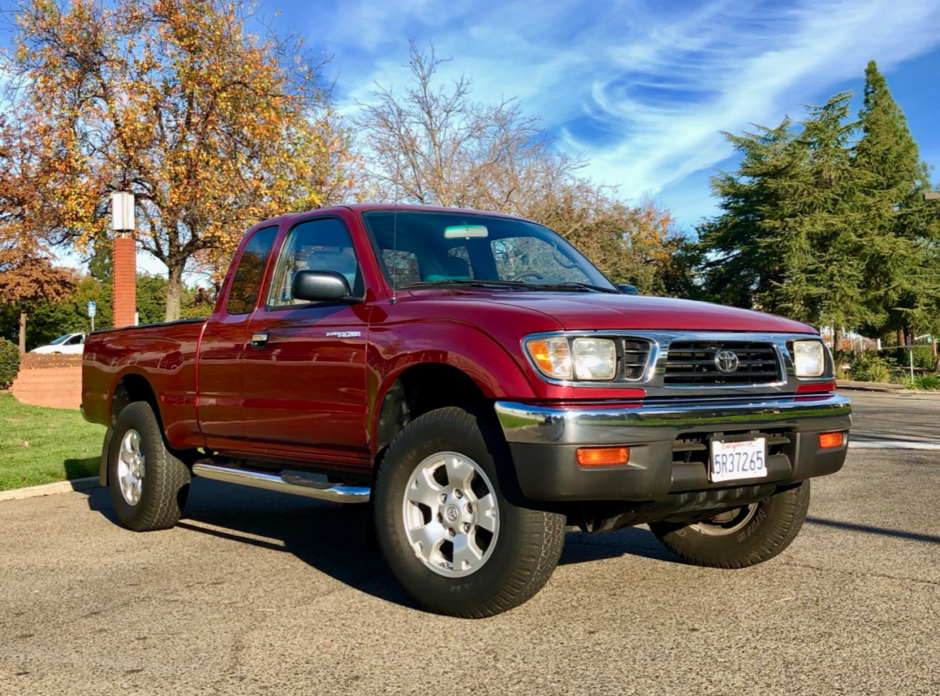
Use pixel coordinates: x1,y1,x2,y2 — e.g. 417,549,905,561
82,204,852,618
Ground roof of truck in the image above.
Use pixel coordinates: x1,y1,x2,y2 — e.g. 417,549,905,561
255,203,530,229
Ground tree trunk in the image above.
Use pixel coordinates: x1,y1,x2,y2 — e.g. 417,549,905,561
165,263,184,322
18,311,27,353
896,328,904,347
833,327,843,354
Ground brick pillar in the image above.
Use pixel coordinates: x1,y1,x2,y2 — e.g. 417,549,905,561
113,236,137,328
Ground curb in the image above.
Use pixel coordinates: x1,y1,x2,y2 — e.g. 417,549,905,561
836,380,902,393
0,477,101,502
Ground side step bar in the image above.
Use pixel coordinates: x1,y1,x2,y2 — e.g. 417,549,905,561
192,461,370,504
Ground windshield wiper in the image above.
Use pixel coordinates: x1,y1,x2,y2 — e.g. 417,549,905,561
525,281,620,294
399,279,537,291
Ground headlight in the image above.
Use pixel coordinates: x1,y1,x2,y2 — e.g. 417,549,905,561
525,336,617,381
572,338,617,380
792,340,826,378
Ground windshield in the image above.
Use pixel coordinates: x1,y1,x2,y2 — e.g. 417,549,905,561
48,334,72,345
363,211,616,292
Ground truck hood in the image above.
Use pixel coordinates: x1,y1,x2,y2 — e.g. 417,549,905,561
410,290,817,334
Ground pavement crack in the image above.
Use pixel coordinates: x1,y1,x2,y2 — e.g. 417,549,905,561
780,560,940,588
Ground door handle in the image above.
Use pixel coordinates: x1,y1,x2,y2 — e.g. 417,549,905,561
250,332,269,349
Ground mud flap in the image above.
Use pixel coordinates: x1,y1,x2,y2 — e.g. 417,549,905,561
98,426,114,487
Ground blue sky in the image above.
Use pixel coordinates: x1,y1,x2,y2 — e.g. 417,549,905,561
277,0,940,231
9,0,940,274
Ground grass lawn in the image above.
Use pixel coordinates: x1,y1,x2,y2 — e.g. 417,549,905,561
0,393,105,491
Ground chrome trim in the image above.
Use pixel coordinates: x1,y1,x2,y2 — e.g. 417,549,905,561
192,461,370,503
494,393,852,446
522,332,657,387
521,331,831,398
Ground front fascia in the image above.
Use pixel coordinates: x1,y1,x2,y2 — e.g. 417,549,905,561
520,330,833,400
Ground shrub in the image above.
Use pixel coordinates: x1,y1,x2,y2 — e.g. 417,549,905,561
0,338,20,389
879,345,937,371
913,374,940,391
850,352,893,384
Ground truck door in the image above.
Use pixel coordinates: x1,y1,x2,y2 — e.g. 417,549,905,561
239,214,370,466
197,225,278,446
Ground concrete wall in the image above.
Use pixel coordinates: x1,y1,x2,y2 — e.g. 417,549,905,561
11,354,83,410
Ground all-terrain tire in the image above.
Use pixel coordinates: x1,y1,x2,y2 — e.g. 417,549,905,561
373,406,565,618
108,401,190,532
648,481,811,569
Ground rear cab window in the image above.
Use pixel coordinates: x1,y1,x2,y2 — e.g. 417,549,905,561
226,226,278,315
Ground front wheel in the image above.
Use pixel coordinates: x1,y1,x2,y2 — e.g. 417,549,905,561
373,407,565,618
648,481,810,569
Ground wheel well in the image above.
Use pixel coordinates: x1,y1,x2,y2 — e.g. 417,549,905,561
375,364,491,455
112,374,161,428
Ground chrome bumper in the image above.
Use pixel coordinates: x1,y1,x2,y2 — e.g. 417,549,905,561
494,394,852,446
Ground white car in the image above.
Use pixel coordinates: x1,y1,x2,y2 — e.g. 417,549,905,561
31,333,87,354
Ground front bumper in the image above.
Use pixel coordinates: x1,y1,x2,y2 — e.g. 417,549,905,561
494,394,851,503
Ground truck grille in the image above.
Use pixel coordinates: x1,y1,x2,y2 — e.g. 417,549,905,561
664,341,781,386
621,339,653,381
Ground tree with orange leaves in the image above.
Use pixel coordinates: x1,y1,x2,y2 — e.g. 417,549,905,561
0,113,77,351
8,0,353,320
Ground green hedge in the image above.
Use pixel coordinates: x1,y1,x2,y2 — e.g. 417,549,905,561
0,338,20,389
850,352,894,383
880,345,937,371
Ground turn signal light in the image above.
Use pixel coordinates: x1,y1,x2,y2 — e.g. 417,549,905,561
577,447,629,467
819,431,844,449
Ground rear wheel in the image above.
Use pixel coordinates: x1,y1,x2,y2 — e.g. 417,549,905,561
648,481,810,568
108,401,190,532
373,406,565,618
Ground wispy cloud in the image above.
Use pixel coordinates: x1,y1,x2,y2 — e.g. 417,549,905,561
313,0,940,221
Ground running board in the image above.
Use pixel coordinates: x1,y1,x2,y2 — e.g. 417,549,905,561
192,461,370,504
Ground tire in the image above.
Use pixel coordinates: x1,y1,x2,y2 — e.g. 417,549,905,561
108,401,191,532
649,481,810,569
373,406,565,618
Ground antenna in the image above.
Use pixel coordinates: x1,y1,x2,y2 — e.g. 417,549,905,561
391,201,398,304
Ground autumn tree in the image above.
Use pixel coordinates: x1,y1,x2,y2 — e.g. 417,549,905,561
353,41,686,293
8,0,354,320
0,113,77,351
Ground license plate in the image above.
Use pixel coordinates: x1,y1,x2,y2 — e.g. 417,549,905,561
709,437,768,483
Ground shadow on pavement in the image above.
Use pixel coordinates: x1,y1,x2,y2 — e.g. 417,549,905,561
80,478,678,609
806,517,940,545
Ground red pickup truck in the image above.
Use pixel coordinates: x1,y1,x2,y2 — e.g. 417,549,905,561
82,204,851,617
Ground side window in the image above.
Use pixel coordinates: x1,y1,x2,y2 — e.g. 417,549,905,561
226,226,278,315
267,218,361,307
66,335,83,345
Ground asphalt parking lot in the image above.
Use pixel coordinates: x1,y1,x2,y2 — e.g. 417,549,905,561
1,392,939,695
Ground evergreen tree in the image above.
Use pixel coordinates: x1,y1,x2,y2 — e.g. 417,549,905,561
697,119,802,310
853,60,934,341
785,93,868,334
699,95,869,332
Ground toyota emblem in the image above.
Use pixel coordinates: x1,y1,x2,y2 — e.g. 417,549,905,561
714,349,739,374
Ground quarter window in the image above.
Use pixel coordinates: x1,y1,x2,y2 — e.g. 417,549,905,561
226,226,278,315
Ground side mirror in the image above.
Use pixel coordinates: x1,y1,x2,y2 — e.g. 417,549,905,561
618,284,639,296
292,270,359,304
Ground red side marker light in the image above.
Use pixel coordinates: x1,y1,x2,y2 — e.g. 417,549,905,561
797,382,836,394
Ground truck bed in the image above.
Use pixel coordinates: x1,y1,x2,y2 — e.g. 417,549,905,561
82,318,207,447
